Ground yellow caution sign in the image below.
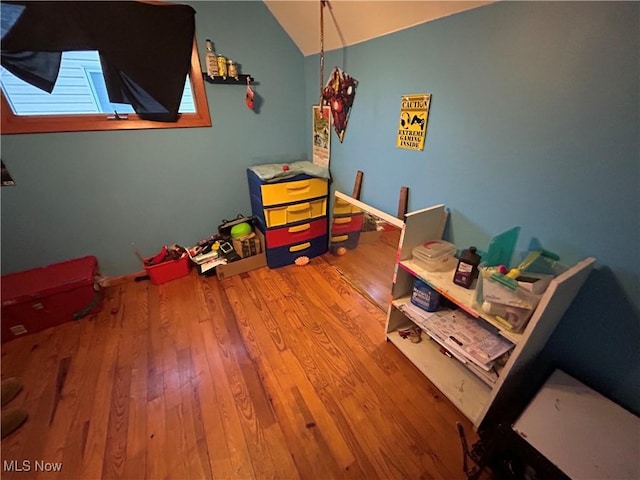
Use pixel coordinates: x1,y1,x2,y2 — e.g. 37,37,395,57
397,94,431,151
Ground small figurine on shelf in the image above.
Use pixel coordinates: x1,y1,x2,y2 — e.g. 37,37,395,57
217,54,228,79
227,59,239,80
205,39,219,78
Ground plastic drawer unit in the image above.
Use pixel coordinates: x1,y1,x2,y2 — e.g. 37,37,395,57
330,199,364,253
248,167,328,268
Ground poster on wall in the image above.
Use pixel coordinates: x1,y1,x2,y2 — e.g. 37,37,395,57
322,67,358,143
312,105,331,168
396,93,431,151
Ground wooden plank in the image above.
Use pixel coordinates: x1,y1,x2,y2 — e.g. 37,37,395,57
352,170,363,200
397,185,409,220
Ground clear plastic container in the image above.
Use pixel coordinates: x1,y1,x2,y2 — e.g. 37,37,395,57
475,267,541,333
412,240,457,272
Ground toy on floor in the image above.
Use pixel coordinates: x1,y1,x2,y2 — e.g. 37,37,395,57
295,256,310,266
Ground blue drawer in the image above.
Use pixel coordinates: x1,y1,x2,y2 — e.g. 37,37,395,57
266,234,328,268
329,231,361,253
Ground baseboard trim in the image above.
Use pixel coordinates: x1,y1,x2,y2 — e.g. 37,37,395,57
100,270,146,288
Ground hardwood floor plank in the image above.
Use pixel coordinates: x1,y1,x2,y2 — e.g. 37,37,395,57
123,283,149,480
102,284,138,479
145,396,168,480
189,319,234,479
289,384,347,477
175,347,210,480
313,386,381,478
226,275,353,470
198,278,258,480
257,365,328,478
184,371,215,480
1,258,488,480
235,267,386,477
79,310,121,479
59,313,111,475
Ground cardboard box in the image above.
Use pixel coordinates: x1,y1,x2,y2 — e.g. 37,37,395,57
217,230,267,279
232,232,263,258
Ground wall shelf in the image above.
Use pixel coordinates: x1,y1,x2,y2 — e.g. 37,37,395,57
203,73,254,84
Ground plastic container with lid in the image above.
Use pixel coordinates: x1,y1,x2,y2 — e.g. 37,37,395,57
412,240,457,272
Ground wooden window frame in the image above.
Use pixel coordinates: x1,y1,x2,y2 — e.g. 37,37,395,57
1,39,211,135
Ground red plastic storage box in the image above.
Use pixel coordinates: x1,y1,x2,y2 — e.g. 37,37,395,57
1,256,104,343
144,254,190,285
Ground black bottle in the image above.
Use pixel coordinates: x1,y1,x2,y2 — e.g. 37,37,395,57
453,246,481,289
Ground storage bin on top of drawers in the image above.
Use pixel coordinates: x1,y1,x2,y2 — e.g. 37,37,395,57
264,198,327,228
260,177,328,206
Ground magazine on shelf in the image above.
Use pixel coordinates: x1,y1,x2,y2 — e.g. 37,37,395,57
398,303,514,368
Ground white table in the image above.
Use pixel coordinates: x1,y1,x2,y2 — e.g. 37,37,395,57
512,369,640,479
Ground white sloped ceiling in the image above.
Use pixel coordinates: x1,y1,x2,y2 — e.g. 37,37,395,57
264,1,494,56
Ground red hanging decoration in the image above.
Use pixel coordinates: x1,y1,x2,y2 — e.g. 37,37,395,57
245,77,255,110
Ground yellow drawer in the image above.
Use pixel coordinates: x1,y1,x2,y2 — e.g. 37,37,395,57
264,198,327,227
261,178,328,206
333,197,362,216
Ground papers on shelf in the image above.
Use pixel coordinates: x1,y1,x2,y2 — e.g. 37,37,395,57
397,302,515,371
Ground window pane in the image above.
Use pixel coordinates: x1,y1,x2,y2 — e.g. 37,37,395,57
0,50,195,116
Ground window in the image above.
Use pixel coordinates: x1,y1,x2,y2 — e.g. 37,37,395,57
2,50,198,116
1,40,210,134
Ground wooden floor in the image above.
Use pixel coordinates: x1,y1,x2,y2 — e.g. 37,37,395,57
325,228,401,312
1,255,481,479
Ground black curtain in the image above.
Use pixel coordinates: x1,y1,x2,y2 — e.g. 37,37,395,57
0,1,195,122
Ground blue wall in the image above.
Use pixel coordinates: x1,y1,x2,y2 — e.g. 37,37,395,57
1,1,638,414
305,1,639,413
1,1,306,276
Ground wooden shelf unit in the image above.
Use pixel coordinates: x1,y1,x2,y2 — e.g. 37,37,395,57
385,204,595,429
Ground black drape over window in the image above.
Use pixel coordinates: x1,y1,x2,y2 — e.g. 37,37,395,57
1,1,195,122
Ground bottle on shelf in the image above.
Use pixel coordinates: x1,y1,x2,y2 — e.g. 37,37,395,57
453,246,481,289
205,39,219,78
217,54,228,79
227,59,239,80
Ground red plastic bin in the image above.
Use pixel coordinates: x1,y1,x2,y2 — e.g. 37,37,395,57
144,255,190,285
1,256,103,343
